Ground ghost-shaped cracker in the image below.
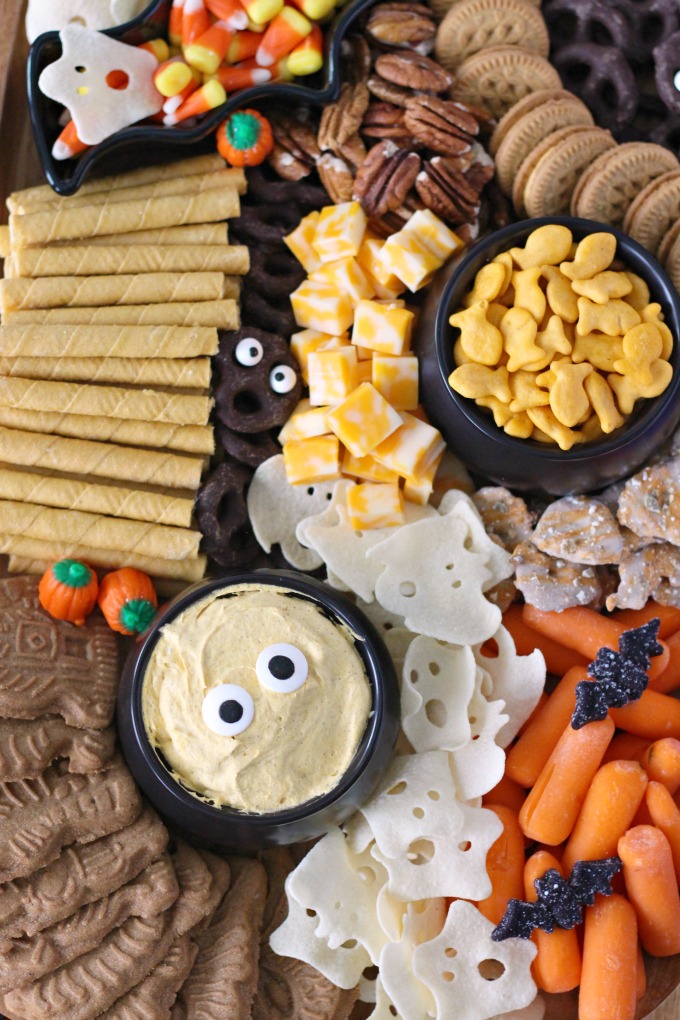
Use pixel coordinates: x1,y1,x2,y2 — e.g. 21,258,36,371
401,637,476,754
473,624,545,748
38,26,163,145
448,667,508,800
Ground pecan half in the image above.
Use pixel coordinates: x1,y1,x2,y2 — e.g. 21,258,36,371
337,133,367,171
364,2,436,52
268,119,320,181
375,51,454,93
318,82,370,153
362,102,419,145
464,144,495,192
416,156,481,225
317,153,355,204
340,34,372,84
404,95,478,156
367,74,416,108
353,141,422,217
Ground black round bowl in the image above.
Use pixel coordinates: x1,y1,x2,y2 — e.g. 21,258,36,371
414,216,680,496
27,0,376,195
117,569,400,850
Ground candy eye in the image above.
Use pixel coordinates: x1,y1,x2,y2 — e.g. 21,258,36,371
269,365,297,394
202,683,254,736
234,338,263,367
256,643,308,693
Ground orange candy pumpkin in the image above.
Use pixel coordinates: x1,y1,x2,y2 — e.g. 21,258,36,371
216,109,274,167
98,568,158,636
38,559,99,626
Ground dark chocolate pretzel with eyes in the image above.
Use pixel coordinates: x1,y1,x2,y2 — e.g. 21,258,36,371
214,327,302,434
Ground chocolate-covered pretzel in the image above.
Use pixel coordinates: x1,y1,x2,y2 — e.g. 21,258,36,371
543,0,633,56
552,43,638,133
229,203,303,250
214,327,302,434
248,246,306,300
619,0,679,64
654,31,680,115
245,164,328,210
216,422,281,469
195,461,259,569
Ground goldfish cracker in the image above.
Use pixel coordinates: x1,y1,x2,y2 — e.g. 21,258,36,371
612,322,664,387
325,382,402,459
576,296,641,337
310,258,375,307
372,354,419,410
560,232,617,281
285,212,321,275
571,271,633,303
534,314,573,366
571,332,623,372
289,329,348,382
312,202,367,263
352,300,414,357
282,435,340,485
477,394,514,428
542,264,579,323
544,360,593,428
608,361,674,414
342,450,400,485
378,227,442,292
277,398,330,442
503,411,533,438
346,482,404,530
500,307,544,372
307,346,357,406
640,303,673,359
508,370,550,413
462,262,507,307
486,301,509,330
584,372,624,434
493,251,514,291
373,411,446,480
526,406,583,450
403,209,463,262
448,363,511,403
509,224,573,270
512,267,546,324
449,300,503,366
290,279,354,335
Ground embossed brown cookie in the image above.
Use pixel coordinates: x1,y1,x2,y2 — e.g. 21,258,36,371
571,143,680,225
178,857,267,1020
170,840,228,937
0,574,118,730
511,125,589,216
663,227,680,292
657,217,680,266
97,935,198,1020
0,806,168,941
452,45,561,120
489,87,578,154
0,755,141,884
435,0,549,72
0,717,115,781
523,126,617,218
623,170,680,256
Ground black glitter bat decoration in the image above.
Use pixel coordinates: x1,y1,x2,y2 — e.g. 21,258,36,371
570,619,662,729
492,857,622,941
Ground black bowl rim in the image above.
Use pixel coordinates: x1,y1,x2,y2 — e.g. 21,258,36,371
434,215,680,465
120,568,399,829
27,0,376,195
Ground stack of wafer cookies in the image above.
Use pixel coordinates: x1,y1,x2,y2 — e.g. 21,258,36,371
0,154,249,587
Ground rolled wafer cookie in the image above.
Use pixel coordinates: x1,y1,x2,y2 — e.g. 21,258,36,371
0,356,211,388
3,298,239,328
0,225,10,257
9,168,247,215
47,222,228,247
0,717,115,781
14,245,249,278
0,500,202,560
2,535,208,582
9,188,240,247
0,271,226,312
0,377,212,425
0,468,195,527
7,154,228,211
97,935,199,1020
0,426,206,488
0,324,218,358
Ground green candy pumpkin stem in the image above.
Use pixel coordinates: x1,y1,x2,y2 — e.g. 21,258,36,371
120,598,156,634
52,559,92,589
225,111,261,152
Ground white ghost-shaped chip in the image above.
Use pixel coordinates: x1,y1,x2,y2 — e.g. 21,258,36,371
366,978,403,1020
38,26,163,145
367,505,501,644
247,455,337,570
439,489,513,591
286,827,389,965
380,899,447,1020
473,624,546,747
269,878,370,989
355,597,416,679
401,637,476,753
449,667,508,800
412,901,537,1020
371,802,503,902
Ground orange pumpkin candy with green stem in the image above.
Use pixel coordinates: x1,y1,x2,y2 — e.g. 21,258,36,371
98,568,158,636
216,109,274,167
38,559,99,626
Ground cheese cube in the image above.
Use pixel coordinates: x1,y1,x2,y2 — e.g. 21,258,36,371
352,299,414,356
290,279,354,335
307,346,358,406
312,202,367,263
282,435,340,485
326,381,402,458
290,329,349,383
405,209,464,262
403,449,444,505
355,360,373,384
373,411,446,479
310,257,375,307
372,354,419,410
278,399,331,443
284,211,322,273
378,229,442,293
342,449,400,484
346,482,404,530
357,235,405,295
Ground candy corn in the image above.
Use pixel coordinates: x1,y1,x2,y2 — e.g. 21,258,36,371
153,56,194,97
52,119,89,161
162,69,201,115
256,6,311,66
287,0,336,20
237,0,284,26
182,0,211,46
287,22,323,76
210,60,272,90
184,21,233,74
163,79,226,125
225,29,262,62
169,0,186,45
205,0,249,28
138,38,170,61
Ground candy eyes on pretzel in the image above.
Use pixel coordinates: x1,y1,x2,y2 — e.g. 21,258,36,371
202,683,254,736
256,643,308,693
234,337,264,366
269,365,297,394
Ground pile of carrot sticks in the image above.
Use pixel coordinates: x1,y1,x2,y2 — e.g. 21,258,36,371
475,600,680,1020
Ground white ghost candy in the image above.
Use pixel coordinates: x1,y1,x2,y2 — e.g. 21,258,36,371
473,624,546,748
38,25,163,145
247,454,336,570
401,636,476,753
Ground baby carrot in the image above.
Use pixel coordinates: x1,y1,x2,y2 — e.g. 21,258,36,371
503,604,588,676
601,732,650,765
505,666,588,788
476,805,525,925
609,688,680,741
636,941,646,1001
639,737,680,794
618,824,680,956
517,692,548,736
579,894,638,1020
519,715,614,845
611,600,680,638
645,781,680,881
648,628,680,693
482,774,527,814
562,759,648,873
524,850,581,993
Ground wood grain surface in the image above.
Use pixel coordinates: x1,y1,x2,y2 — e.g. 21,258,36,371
0,0,679,1017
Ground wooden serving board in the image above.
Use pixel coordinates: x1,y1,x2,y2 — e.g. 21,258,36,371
0,1,679,1017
